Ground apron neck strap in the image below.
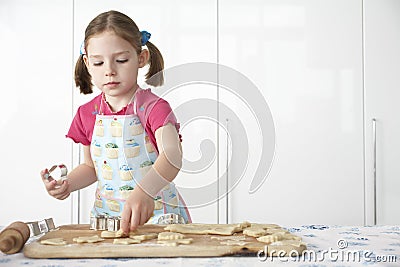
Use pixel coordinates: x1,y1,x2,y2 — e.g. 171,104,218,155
99,88,139,115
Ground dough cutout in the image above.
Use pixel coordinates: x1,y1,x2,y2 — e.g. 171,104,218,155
129,233,158,241
157,238,193,246
257,234,282,244
250,223,280,229
210,235,246,241
257,232,302,244
40,238,67,246
113,238,141,245
220,240,249,246
73,235,105,243
100,229,128,239
243,227,268,237
158,231,186,240
164,223,248,236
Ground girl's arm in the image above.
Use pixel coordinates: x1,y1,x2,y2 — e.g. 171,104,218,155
139,123,183,194
41,145,97,199
121,123,182,232
66,145,98,192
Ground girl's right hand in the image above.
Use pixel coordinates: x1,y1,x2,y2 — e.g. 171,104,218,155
40,169,71,200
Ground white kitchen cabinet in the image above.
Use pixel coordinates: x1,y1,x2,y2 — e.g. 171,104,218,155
73,0,219,224
1,0,397,228
0,0,73,226
364,0,400,225
218,0,365,225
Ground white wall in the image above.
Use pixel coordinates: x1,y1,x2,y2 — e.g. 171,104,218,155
0,0,73,226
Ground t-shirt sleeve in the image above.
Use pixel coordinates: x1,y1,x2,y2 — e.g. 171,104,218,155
66,106,91,146
147,98,181,140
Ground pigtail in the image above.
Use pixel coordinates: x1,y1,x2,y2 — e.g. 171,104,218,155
145,41,164,87
74,55,93,94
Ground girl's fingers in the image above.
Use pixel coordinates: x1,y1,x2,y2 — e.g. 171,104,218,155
41,169,57,192
49,180,69,198
140,208,150,225
53,191,70,200
40,169,70,200
44,179,57,191
40,169,46,177
130,210,140,232
56,190,70,200
120,208,131,234
40,169,51,181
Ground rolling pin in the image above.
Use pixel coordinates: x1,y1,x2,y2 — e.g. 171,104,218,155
0,221,30,254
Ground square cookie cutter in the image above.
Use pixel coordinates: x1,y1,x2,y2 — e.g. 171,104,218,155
26,218,56,237
90,213,185,231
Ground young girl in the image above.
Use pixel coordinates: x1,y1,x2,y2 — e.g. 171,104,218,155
41,10,191,233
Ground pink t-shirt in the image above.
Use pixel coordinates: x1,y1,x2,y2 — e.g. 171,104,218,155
66,88,181,153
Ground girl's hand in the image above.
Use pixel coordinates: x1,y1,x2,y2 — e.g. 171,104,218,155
121,187,154,234
40,169,70,200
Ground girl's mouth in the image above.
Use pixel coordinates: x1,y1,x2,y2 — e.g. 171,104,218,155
105,82,120,88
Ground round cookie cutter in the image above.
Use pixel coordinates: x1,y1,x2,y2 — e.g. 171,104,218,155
44,164,68,181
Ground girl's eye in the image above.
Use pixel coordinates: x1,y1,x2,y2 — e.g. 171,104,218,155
93,62,103,66
116,59,128,63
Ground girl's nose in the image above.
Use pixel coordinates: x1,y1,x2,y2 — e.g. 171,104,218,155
105,69,116,76
105,63,116,76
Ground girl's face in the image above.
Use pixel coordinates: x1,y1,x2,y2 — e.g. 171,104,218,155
83,31,148,98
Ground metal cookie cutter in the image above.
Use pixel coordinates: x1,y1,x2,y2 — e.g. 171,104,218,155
90,215,122,231
26,218,56,237
157,213,186,225
89,213,185,231
44,164,68,180
90,215,107,230
107,216,121,231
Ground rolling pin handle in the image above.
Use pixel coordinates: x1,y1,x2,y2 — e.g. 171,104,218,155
0,221,30,254
0,237,13,252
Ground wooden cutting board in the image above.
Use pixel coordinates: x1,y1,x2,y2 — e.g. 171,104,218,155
23,224,306,258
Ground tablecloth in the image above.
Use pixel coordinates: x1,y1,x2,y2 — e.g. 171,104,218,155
1,224,399,266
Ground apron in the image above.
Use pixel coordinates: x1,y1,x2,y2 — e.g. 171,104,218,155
90,92,191,224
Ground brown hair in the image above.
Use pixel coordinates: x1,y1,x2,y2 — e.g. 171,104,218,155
74,10,164,94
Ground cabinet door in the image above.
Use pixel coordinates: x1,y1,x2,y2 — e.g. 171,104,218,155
219,0,364,225
73,1,218,223
364,0,400,225
0,0,73,226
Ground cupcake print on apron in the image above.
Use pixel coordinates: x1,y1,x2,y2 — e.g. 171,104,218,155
90,95,191,223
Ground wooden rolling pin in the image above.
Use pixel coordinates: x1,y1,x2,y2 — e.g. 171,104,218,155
0,221,30,254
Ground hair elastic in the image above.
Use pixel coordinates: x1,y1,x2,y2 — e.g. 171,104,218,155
79,41,86,55
141,30,151,46
79,31,150,54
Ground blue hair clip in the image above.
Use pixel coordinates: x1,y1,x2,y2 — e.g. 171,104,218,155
79,41,86,55
141,31,151,46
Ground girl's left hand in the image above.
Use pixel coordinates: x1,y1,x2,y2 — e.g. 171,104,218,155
120,187,154,233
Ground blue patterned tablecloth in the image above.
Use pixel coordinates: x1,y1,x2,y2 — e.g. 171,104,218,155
1,224,399,267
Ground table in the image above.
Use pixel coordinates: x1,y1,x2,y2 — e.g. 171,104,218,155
1,224,399,266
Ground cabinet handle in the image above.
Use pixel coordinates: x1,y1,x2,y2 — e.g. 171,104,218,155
372,118,377,225
225,118,229,224
77,144,82,224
